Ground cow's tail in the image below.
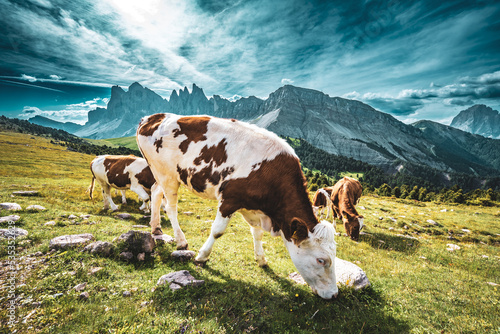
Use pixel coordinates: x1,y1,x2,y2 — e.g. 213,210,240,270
87,176,95,200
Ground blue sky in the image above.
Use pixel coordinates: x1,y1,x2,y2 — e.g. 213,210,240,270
0,0,499,125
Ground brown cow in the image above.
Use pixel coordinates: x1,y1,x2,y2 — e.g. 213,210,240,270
312,187,334,221
137,113,338,299
331,177,364,241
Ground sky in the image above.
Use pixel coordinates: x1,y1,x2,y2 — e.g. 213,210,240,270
0,0,499,125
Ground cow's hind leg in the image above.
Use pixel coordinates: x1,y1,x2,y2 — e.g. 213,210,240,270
154,181,188,250
195,210,231,263
149,183,164,235
102,185,118,211
120,190,127,204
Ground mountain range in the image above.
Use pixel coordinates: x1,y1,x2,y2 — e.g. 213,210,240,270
28,83,500,177
450,104,500,139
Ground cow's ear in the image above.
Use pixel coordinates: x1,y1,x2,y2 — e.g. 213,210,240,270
290,218,309,245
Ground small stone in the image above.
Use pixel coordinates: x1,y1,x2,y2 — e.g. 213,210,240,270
137,253,145,261
446,244,460,251
44,221,56,226
461,229,471,233
123,291,131,297
157,270,205,291
0,228,29,239
26,205,46,211
68,214,77,219
440,209,448,212
31,302,42,307
120,252,134,261
140,301,150,307
486,282,498,286
196,215,201,219
0,203,22,211
89,267,103,275
427,220,439,226
0,215,21,223
79,292,89,300
12,191,39,196
80,215,91,219
74,283,87,292
183,212,194,216
116,230,155,253
53,293,63,298
152,234,175,245
171,250,196,262
34,251,43,257
49,234,94,250
116,213,132,220
83,241,115,257
388,227,394,231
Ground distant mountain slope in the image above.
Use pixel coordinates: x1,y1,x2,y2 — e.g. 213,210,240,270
411,120,500,175
29,115,83,133
450,104,500,139
52,82,499,177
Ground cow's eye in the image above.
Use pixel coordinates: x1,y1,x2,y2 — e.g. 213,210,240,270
316,258,326,266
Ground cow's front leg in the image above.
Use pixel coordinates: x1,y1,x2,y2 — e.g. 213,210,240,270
250,226,268,267
102,185,118,211
161,183,188,250
120,190,127,204
195,210,231,263
130,185,151,213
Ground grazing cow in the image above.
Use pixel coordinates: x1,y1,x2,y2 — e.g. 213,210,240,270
331,177,364,241
137,113,338,299
88,155,155,212
312,187,334,220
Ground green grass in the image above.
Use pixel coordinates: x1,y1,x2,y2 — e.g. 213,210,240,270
92,136,139,151
0,130,499,333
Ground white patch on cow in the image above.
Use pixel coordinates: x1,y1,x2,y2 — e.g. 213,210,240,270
283,220,338,299
358,217,364,230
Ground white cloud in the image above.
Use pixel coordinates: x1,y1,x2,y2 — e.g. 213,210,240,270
18,98,109,125
21,74,37,82
49,75,62,80
281,78,294,85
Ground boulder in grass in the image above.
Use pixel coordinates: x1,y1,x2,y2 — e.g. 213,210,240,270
83,241,115,257
0,203,22,211
0,215,21,224
157,270,205,291
12,191,39,197
116,230,155,254
152,234,175,245
115,213,133,220
0,228,29,239
171,250,196,262
289,258,370,291
49,234,94,250
26,205,46,211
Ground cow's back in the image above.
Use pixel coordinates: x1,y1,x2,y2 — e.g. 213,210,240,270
137,113,296,199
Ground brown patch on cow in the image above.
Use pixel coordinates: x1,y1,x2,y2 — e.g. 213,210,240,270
177,164,235,193
154,137,163,153
230,119,236,122
194,139,228,167
172,116,211,154
103,156,135,188
136,165,156,190
331,177,363,241
312,187,333,208
218,153,318,243
213,232,224,239
138,113,166,137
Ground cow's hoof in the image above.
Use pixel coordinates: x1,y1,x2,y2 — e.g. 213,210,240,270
152,227,163,235
194,259,208,267
176,243,189,250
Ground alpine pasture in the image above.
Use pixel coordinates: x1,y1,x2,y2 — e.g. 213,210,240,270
0,129,499,333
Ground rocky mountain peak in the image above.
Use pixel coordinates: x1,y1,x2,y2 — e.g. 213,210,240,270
450,104,500,139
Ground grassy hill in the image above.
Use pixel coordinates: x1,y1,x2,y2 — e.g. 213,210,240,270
89,136,141,151
1,129,499,333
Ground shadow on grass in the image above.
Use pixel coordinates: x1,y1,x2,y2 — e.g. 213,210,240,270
360,232,420,254
151,264,411,334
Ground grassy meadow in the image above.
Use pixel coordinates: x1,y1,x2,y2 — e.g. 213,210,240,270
0,130,499,333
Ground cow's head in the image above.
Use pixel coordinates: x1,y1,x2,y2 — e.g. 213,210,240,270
342,211,364,241
284,219,338,299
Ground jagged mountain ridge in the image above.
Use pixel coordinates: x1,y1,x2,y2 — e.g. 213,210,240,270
28,115,83,133
450,104,500,139
66,82,499,176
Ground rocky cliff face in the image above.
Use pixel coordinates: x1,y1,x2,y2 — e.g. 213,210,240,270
70,82,499,175
450,104,500,139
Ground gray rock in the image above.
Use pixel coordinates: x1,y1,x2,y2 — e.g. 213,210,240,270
34,251,43,257
44,221,56,226
89,267,103,275
49,234,94,250
80,215,91,219
0,203,22,211
79,292,89,300
137,253,145,261
53,293,63,298
171,250,196,262
289,258,370,291
446,244,460,251
115,213,132,220
426,219,439,226
83,241,115,257
152,234,175,245
157,270,205,291
116,230,155,254
26,205,46,211
0,228,29,239
123,291,131,297
68,214,77,219
0,215,21,223
12,191,39,196
74,283,87,292
119,252,134,261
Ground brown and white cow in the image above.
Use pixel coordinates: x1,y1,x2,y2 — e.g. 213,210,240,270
137,113,338,299
331,177,364,241
88,155,155,212
312,187,334,221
